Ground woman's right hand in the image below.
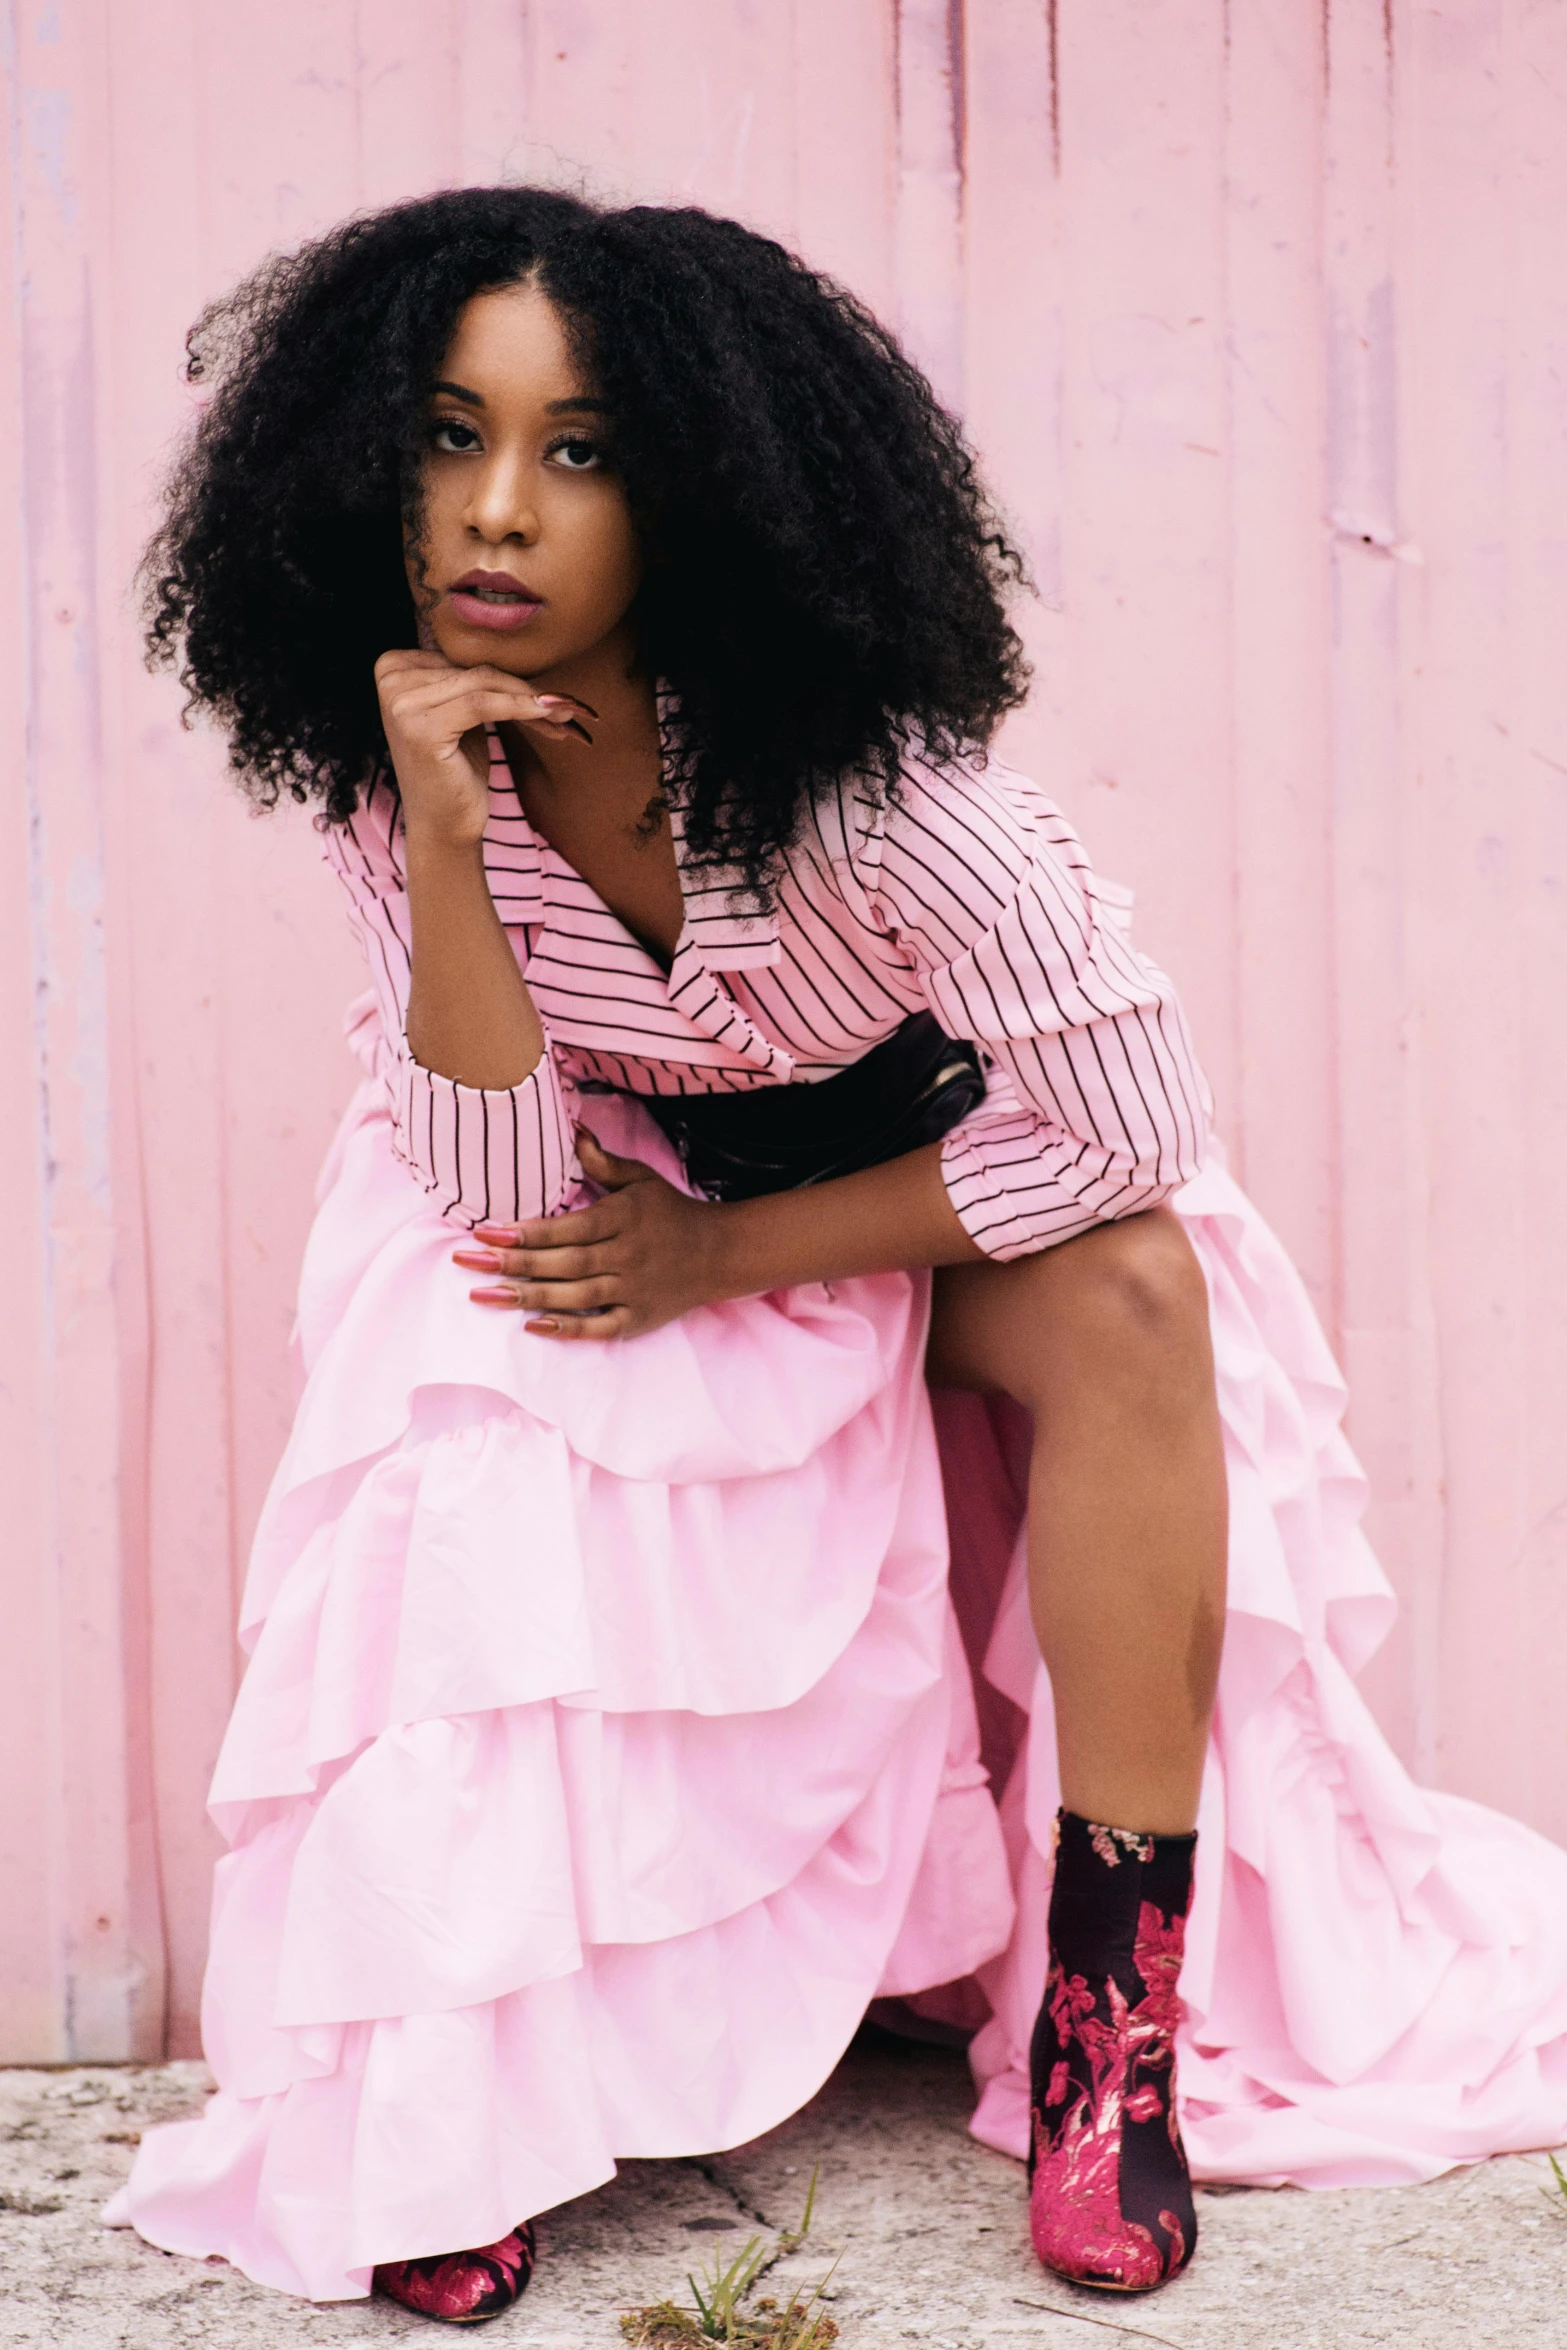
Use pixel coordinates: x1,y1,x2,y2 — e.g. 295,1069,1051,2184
374,649,587,850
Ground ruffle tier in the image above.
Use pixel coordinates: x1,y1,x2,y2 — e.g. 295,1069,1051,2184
105,1087,1015,2301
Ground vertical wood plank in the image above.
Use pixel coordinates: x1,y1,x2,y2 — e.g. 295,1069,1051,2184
192,0,360,272
1051,0,1238,1123
1500,0,1567,1843
519,0,634,204
1399,0,1567,1836
1397,0,1514,1801
791,0,898,321
0,0,71,2059
894,0,964,413
960,0,1067,789
5,0,166,2059
1222,0,1337,1321
109,0,245,2059
621,0,798,229
1322,0,1444,1776
456,0,532,185
354,0,461,205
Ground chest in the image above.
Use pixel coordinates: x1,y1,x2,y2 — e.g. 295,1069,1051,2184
497,724,684,965
470,735,925,1073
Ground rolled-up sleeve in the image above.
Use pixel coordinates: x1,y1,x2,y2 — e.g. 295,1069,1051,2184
322,788,580,1227
870,759,1211,1259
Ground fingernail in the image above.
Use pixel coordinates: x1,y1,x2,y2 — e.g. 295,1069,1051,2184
526,1317,560,1335
453,1249,503,1272
472,1224,519,1242
534,695,576,713
470,1286,518,1305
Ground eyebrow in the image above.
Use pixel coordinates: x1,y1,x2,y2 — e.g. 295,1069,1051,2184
427,381,607,415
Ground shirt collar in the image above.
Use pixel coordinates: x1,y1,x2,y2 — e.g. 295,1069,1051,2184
480,715,781,972
664,798,781,971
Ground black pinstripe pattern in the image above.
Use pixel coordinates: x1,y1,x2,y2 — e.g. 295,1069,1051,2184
320,736,1210,1248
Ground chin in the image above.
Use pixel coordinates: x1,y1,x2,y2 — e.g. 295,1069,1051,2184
440,629,546,673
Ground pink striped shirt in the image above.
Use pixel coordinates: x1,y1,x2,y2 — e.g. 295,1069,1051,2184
324,737,1211,1259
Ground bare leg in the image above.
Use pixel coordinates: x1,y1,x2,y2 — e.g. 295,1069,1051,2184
927,1206,1227,1835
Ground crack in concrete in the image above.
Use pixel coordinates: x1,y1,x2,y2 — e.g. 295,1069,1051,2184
681,2154,773,2232
1012,2296,1184,2348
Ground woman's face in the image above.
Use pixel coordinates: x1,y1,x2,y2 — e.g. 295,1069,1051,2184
412,281,641,674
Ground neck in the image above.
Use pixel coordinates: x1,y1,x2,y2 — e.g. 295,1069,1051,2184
517,622,662,807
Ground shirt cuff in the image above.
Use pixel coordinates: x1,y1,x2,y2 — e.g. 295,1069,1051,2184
391,1044,579,1228
940,1108,1179,1261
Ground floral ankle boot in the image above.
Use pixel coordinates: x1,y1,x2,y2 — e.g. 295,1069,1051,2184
1028,1808,1198,2293
373,2221,536,2323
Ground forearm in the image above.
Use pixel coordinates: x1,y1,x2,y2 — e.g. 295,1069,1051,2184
404,829,545,1088
465,1128,988,1338
706,1140,986,1299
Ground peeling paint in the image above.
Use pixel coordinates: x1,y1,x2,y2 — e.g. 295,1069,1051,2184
1046,0,1060,172
64,852,110,1212
945,0,965,203
1329,508,1424,564
22,85,71,224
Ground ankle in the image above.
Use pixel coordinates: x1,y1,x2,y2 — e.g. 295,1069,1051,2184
1047,1811,1197,1968
1059,1799,1201,1840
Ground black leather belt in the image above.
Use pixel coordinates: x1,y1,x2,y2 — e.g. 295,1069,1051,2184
618,1012,987,1203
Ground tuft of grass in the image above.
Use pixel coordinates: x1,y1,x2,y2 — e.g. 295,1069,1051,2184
620,2169,840,2348
1541,2151,1567,2216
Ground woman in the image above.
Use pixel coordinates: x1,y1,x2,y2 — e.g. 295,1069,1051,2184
106,186,1567,2321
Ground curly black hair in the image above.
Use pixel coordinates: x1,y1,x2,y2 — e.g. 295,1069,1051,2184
145,184,1029,892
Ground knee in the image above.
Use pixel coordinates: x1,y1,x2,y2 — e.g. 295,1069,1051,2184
1007,1209,1214,1413
1084,1210,1212,1358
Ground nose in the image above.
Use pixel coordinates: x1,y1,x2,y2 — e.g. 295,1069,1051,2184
462,447,539,548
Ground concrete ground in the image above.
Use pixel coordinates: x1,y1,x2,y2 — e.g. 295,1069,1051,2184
3,2033,1565,2349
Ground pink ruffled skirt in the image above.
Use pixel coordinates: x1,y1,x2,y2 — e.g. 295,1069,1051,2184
106,1086,1567,2300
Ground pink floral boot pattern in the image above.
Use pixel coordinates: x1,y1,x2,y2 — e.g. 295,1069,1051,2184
373,2221,536,2324
1028,1810,1198,2293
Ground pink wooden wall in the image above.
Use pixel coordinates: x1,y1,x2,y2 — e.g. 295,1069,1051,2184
2,1,1563,2063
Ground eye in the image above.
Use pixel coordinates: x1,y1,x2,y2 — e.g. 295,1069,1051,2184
428,415,482,455
546,434,605,472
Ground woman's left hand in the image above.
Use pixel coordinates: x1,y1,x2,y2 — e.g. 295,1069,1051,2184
452,1129,729,1340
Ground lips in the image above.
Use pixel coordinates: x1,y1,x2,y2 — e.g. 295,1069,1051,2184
447,570,544,631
